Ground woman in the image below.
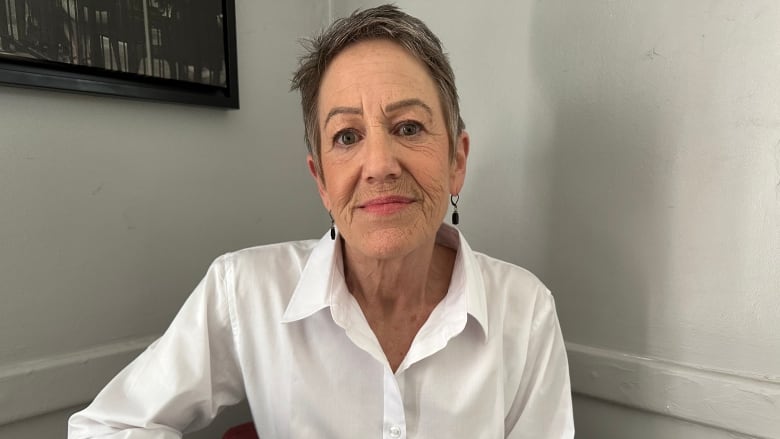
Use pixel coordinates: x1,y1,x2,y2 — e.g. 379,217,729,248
68,5,573,438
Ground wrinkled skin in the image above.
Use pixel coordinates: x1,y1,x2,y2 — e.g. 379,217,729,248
308,39,469,264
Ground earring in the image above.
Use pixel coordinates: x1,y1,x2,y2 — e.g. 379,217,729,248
329,212,336,240
450,194,460,225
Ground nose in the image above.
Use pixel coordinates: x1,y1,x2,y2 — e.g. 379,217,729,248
362,129,401,183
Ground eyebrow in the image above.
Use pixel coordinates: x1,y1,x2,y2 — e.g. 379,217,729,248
384,98,433,116
324,106,362,128
323,98,434,128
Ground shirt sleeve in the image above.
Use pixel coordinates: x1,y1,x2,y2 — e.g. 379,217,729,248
68,256,246,439
505,288,575,439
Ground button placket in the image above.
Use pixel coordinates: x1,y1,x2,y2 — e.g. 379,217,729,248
382,366,406,438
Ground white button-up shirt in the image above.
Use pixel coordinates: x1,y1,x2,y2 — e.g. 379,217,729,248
68,225,574,438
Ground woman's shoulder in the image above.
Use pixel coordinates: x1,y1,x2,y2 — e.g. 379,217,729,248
199,239,324,315
470,250,551,297
215,238,320,268
468,249,558,321
202,238,323,295
469,251,560,342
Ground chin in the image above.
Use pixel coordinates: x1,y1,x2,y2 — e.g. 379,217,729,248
349,227,430,260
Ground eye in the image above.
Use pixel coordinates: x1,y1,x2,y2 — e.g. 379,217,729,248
333,129,361,146
396,121,423,137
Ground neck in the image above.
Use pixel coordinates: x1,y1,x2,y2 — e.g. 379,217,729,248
342,240,455,316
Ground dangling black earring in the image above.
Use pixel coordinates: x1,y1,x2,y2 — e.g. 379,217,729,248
450,194,460,225
329,212,336,240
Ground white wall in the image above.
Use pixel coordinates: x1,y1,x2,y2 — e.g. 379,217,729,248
335,1,780,437
0,0,329,437
531,2,780,437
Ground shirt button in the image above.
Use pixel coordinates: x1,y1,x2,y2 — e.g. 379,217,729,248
389,425,402,438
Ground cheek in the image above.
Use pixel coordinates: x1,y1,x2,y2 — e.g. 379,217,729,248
421,169,448,195
321,167,359,213
414,164,453,207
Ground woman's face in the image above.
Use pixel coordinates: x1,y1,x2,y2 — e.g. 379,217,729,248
308,39,468,261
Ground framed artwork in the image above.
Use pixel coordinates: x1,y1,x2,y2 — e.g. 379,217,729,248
0,0,239,108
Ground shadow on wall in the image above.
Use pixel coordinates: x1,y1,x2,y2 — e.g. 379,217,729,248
527,1,674,436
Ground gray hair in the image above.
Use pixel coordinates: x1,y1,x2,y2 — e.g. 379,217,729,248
290,4,465,177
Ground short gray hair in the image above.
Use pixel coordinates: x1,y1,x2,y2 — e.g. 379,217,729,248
290,4,465,176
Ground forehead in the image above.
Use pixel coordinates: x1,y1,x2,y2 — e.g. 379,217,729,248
318,39,441,115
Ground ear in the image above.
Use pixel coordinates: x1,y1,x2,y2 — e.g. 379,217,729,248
449,131,470,195
307,154,331,211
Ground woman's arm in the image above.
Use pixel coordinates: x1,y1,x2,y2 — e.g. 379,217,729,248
68,256,246,438
505,289,575,439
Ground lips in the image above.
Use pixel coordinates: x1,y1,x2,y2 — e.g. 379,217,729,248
358,195,415,215
360,196,414,207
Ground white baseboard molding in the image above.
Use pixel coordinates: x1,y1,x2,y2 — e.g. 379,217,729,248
3,337,779,438
0,336,158,426
567,342,780,439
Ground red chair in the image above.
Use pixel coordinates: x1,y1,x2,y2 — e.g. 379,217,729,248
222,422,259,439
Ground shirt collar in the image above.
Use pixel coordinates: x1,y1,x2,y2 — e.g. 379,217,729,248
281,224,489,339
280,231,339,323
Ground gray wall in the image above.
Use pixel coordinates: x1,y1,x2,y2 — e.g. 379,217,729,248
335,0,780,438
0,0,328,437
2,1,779,438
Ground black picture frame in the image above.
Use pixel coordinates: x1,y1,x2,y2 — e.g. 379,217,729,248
0,0,239,108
